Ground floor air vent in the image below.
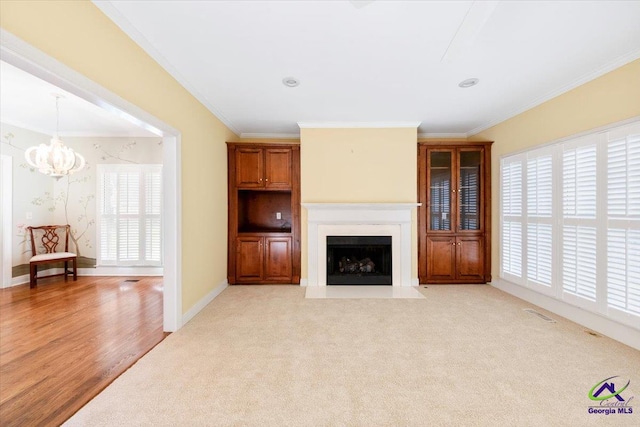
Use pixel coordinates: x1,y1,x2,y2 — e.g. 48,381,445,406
523,308,556,323
123,279,140,283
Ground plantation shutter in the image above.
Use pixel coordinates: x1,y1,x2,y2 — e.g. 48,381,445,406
97,165,162,267
118,172,140,262
606,125,640,317
562,141,597,303
144,171,162,265
526,153,553,288
99,172,118,264
501,157,523,281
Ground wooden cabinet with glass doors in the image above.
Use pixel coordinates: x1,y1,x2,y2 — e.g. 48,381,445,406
418,141,492,283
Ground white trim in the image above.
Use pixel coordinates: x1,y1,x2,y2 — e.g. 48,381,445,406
162,134,182,332
182,280,228,326
468,49,640,137
239,133,300,140
81,267,163,276
299,278,308,287
298,121,421,129
418,132,468,139
1,155,11,288
0,29,183,332
492,278,640,351
10,274,29,287
91,1,241,137
8,267,164,287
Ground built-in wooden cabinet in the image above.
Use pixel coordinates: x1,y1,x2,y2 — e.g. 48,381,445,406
228,143,300,284
418,141,492,284
235,147,292,189
235,235,293,283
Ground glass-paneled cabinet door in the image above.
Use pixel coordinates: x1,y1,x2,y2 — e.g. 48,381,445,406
428,150,453,231
458,149,482,231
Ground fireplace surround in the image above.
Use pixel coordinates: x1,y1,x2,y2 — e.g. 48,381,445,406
303,203,420,286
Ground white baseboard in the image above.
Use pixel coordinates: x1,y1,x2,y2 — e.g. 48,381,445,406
80,267,163,276
5,267,164,288
181,279,228,326
491,278,640,351
9,274,29,287
299,278,308,286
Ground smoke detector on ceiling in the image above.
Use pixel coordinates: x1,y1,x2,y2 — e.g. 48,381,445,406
458,78,479,88
282,77,300,88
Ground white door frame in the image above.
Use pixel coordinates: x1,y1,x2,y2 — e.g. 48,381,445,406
1,154,11,288
0,29,183,332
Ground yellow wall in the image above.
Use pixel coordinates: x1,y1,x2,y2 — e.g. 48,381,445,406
470,58,640,279
300,127,419,280
1,0,239,312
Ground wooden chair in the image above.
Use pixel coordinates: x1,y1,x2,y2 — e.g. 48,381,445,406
27,225,78,288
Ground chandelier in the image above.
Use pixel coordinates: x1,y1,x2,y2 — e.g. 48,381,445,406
25,95,86,178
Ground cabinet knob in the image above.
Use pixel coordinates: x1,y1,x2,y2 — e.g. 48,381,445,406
259,178,263,182
452,189,456,193
265,178,269,182
458,242,461,246
452,242,456,246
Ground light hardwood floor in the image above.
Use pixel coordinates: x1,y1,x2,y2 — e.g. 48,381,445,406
0,276,166,427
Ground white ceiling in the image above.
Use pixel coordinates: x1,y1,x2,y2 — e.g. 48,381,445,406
94,0,640,138
0,61,159,137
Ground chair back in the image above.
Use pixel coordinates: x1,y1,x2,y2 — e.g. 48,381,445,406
27,225,71,256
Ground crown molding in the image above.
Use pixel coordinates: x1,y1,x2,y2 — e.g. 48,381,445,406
92,1,241,137
239,132,300,140
418,132,468,139
467,48,640,137
298,121,421,129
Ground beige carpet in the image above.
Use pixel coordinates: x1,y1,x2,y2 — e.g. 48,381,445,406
65,285,640,426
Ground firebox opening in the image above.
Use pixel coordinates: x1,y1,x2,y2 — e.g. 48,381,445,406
326,236,392,285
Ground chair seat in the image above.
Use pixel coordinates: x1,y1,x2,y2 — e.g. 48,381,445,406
30,252,77,262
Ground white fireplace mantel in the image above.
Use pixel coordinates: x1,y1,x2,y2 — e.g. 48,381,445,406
303,203,421,287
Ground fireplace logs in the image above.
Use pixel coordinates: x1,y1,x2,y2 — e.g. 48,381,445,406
339,257,375,274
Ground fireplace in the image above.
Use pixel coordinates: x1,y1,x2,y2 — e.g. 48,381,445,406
326,236,392,285
303,203,420,287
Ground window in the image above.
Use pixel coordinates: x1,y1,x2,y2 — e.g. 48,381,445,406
97,164,162,267
500,119,640,329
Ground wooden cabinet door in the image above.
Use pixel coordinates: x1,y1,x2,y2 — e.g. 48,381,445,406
264,237,292,281
265,149,292,189
456,236,485,281
236,237,264,282
426,236,456,281
236,148,264,188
